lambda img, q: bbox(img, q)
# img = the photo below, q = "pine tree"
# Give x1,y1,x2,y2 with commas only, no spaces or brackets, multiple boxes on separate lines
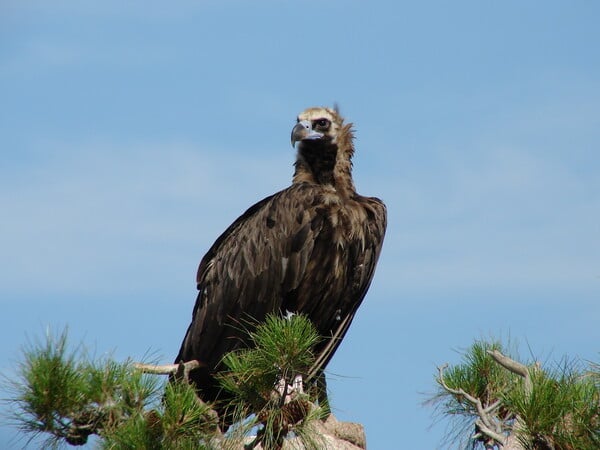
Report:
6,315,366,450
429,339,600,449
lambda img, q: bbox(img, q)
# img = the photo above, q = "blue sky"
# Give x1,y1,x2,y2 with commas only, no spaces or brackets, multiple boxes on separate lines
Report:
1,1,599,448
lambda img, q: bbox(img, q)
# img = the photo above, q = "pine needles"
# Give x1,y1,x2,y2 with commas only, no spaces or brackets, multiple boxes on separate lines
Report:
100,381,218,450
504,361,600,450
5,314,327,449
217,314,326,449
7,329,160,447
430,339,600,450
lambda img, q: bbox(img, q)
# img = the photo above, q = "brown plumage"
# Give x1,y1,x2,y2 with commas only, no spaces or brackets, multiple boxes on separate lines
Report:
175,106,386,420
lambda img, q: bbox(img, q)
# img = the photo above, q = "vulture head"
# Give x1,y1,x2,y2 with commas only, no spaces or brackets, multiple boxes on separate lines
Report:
290,106,355,191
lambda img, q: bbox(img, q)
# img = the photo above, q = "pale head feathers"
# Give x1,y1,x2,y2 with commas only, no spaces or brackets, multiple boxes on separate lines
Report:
295,106,355,156
293,106,356,194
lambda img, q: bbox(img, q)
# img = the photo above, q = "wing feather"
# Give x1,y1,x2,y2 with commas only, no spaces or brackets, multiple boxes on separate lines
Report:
176,184,323,368
175,185,387,394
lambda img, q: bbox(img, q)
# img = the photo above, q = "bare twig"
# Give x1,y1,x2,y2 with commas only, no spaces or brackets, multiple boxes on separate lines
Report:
474,419,508,448
487,350,528,378
487,350,534,395
133,360,222,432
437,364,507,447
133,360,202,383
133,363,180,374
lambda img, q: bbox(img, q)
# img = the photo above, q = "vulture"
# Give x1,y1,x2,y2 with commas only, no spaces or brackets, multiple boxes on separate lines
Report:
175,106,386,421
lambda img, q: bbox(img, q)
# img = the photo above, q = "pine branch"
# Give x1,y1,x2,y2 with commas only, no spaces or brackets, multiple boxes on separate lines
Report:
437,363,508,447
487,350,534,396
431,339,600,450
133,360,203,383
217,314,327,449
7,315,368,449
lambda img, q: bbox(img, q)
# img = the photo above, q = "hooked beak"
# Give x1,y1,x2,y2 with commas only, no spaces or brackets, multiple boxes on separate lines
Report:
291,120,324,148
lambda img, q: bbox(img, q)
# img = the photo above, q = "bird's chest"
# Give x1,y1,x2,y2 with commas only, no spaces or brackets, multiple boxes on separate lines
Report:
322,200,369,250
308,202,369,289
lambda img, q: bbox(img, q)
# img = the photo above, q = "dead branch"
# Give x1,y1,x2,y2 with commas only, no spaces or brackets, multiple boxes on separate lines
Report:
487,350,536,397
437,364,507,447
133,360,202,383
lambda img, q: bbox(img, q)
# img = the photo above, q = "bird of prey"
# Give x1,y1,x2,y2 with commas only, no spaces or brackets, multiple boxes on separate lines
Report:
175,106,386,421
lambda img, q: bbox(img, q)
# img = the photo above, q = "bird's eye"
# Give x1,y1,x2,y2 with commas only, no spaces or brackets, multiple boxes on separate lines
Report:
315,118,330,129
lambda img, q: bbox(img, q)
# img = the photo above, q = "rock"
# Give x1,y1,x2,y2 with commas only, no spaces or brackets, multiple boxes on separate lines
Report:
246,414,367,450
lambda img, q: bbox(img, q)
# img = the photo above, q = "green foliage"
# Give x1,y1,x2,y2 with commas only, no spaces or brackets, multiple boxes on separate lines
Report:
7,314,327,449
101,382,217,450
218,314,326,449
429,340,517,448
503,362,600,450
160,381,216,444
12,329,89,445
8,329,159,447
430,339,600,450
7,329,218,448
437,340,516,415
219,314,321,407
